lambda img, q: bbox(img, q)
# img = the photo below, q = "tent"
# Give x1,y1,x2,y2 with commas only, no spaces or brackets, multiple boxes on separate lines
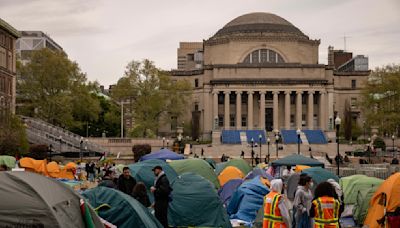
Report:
364,173,400,228
295,165,311,173
272,154,324,168
0,155,16,169
204,158,216,169
169,158,220,188
83,186,163,228
0,171,103,227
244,167,273,181
168,173,232,228
302,167,339,187
340,175,383,205
47,161,61,178
215,162,227,174
59,162,77,180
19,157,49,176
218,158,252,176
227,176,270,223
218,179,243,206
139,148,184,161
218,166,244,186
286,173,300,201
353,186,380,225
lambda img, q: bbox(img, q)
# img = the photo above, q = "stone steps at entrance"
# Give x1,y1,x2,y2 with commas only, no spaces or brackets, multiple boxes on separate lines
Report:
300,132,309,145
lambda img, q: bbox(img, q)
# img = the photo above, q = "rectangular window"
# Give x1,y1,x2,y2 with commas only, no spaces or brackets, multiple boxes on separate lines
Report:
242,94,248,104
230,115,235,127
241,116,247,127
351,80,356,89
194,103,199,111
290,115,294,123
187,54,194,61
218,94,224,104
290,94,295,105
351,98,357,109
194,79,199,88
218,115,224,127
314,95,318,105
229,94,235,105
302,95,306,105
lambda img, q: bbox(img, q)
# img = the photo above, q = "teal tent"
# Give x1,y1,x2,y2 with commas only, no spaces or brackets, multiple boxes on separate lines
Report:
340,175,383,205
83,187,162,228
168,173,232,228
204,158,216,169
215,162,227,174
353,186,380,225
272,154,324,167
302,167,338,186
220,158,252,176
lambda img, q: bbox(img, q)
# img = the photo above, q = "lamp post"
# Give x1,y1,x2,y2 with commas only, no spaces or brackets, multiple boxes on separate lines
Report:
167,139,170,148
251,138,254,166
335,116,341,176
296,128,301,155
267,138,270,163
80,137,83,162
275,134,280,158
259,134,262,163
177,135,182,154
59,136,62,153
392,135,395,157
368,137,371,163
363,120,366,144
162,137,165,149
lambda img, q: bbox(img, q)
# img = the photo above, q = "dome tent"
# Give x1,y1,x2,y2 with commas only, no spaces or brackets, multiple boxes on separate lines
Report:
218,166,244,186
139,148,184,161
340,175,383,205
0,171,103,227
83,186,162,228
218,158,252,176
218,178,244,207
168,173,232,228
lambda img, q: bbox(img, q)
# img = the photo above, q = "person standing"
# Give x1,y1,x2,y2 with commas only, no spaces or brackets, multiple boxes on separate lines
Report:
151,166,172,228
118,167,137,195
132,182,151,207
263,179,291,228
293,175,313,228
310,182,343,228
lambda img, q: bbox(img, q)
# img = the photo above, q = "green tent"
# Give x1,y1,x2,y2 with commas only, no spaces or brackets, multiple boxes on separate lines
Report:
302,167,339,186
340,175,383,205
168,173,232,228
353,186,380,225
0,155,16,169
215,162,227,175
271,154,324,167
204,158,216,169
220,158,252,176
169,158,220,188
83,186,163,228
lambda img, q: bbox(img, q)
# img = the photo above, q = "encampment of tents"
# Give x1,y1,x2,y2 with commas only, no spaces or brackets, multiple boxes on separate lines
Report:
83,186,163,228
364,173,400,228
227,176,270,223
218,166,244,186
302,167,339,187
244,167,273,181
271,154,324,168
168,173,232,228
218,179,243,206
0,171,103,227
0,155,16,169
169,158,220,188
340,175,383,205
218,158,252,176
139,148,184,161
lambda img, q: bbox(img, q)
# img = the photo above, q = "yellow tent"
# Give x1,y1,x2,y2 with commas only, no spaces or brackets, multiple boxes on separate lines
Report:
364,173,400,228
59,162,77,180
19,157,48,176
218,166,244,186
47,161,61,178
295,165,311,173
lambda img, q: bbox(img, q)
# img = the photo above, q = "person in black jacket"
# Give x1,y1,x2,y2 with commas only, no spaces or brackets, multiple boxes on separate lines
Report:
151,166,172,228
132,182,151,207
118,167,137,195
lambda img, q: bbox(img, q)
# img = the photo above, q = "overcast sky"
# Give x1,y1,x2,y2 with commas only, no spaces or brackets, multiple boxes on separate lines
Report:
1,0,399,86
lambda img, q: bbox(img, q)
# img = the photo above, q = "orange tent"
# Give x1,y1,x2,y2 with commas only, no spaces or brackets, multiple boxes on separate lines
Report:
59,162,77,180
47,161,61,178
19,157,48,176
364,173,400,228
218,166,244,186
295,165,311,173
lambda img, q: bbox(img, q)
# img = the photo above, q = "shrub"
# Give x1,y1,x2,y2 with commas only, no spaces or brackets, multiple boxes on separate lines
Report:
28,144,49,160
132,144,151,162
373,137,386,151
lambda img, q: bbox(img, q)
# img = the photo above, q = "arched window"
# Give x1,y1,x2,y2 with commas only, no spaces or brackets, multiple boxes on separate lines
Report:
242,49,285,64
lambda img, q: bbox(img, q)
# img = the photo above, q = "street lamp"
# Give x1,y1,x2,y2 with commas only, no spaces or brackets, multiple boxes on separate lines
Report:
275,134,280,158
259,134,262,163
335,116,341,176
162,137,165,149
251,138,254,166
363,120,366,144
167,139,170,148
80,137,84,162
267,138,270,163
368,137,371,163
177,135,182,153
392,135,395,157
296,128,301,155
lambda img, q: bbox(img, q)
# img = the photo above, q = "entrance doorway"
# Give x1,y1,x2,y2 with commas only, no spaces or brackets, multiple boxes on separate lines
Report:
265,108,273,131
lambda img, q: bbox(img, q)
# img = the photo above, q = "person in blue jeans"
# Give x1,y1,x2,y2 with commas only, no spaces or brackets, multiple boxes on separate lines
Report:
293,174,313,228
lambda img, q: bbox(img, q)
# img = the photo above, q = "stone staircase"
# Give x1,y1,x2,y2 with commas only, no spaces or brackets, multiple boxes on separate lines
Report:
299,131,309,145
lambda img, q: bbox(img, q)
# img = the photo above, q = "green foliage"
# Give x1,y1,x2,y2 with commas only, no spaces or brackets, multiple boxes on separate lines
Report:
28,144,48,160
132,144,152,162
111,59,192,138
361,64,400,134
0,114,29,156
373,137,386,151
351,122,362,141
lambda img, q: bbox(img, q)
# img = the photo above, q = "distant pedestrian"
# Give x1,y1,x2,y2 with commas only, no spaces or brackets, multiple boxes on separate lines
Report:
255,154,260,165
132,182,151,207
87,162,96,182
118,167,137,195
99,170,117,189
240,150,245,158
221,154,226,162
151,166,172,228
201,148,204,157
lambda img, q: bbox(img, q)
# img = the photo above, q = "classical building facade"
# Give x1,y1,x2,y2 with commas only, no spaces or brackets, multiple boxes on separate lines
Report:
167,13,370,140
0,18,19,117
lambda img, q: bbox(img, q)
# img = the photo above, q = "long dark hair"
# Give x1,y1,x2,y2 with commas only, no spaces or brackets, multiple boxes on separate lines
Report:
298,174,312,186
132,182,147,196
314,182,336,199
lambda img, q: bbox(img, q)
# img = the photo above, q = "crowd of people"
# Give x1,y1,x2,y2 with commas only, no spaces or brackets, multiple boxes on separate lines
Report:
263,173,344,228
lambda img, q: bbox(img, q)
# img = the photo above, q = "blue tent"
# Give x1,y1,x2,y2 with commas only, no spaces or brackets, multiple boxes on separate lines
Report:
139,149,184,161
227,176,270,223
218,179,243,206
244,168,273,181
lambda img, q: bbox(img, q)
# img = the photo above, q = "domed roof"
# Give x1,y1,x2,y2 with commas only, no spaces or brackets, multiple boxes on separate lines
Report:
211,12,307,39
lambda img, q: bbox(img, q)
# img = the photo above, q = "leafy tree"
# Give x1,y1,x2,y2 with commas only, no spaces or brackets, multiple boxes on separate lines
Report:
361,64,400,136
0,113,29,156
132,144,151,162
373,137,386,151
111,59,192,138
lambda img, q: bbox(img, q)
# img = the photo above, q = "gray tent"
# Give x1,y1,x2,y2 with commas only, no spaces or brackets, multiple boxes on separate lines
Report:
0,171,103,228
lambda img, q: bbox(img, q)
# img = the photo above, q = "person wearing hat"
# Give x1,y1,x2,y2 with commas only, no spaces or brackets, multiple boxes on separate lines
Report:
151,165,172,228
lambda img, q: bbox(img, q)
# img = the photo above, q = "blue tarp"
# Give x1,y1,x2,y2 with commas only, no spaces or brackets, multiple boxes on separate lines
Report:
227,176,270,223
139,149,184,161
244,168,273,181
218,179,243,206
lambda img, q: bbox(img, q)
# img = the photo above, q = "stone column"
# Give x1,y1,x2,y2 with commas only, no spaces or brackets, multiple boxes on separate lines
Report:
236,91,242,129
308,91,314,129
224,91,230,129
273,91,279,131
296,91,303,129
213,91,218,128
248,91,254,129
320,91,326,130
259,91,266,130
284,91,291,129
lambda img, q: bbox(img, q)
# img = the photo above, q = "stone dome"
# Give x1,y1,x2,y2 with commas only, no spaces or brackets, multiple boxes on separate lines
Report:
211,12,307,39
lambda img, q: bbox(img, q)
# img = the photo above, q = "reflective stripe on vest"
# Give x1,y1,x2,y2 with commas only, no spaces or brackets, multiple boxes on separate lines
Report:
263,192,286,228
313,197,340,228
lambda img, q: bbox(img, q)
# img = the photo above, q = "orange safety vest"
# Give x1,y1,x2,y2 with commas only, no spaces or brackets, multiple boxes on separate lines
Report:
263,191,287,228
312,196,340,228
